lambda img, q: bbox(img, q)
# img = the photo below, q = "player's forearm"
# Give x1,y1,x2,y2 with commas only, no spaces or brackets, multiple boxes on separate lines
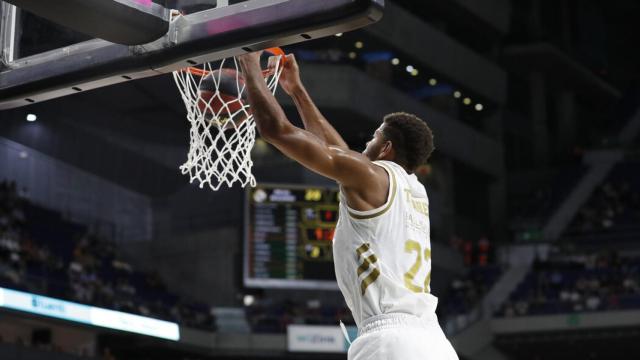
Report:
290,85,349,149
241,64,291,140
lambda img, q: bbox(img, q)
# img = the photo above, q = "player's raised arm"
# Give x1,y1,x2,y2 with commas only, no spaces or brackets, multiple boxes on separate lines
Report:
277,54,349,150
237,52,378,189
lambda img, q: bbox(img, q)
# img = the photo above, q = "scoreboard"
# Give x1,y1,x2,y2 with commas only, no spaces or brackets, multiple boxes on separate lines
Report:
243,184,340,289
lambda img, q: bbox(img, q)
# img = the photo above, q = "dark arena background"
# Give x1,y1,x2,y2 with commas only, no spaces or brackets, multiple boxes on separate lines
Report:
1,1,640,359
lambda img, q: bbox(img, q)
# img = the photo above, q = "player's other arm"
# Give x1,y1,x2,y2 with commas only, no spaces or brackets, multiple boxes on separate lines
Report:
238,53,377,190
278,54,349,150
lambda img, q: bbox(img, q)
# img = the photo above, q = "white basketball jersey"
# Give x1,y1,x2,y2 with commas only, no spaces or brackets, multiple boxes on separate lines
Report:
333,160,438,327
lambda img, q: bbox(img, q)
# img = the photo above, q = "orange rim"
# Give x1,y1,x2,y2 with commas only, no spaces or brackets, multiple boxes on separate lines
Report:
261,47,286,77
183,67,210,77
181,47,286,77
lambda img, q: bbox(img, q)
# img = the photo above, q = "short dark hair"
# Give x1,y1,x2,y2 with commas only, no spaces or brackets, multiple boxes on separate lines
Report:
382,112,434,172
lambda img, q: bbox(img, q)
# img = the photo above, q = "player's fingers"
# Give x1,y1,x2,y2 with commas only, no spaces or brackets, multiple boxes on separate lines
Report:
267,56,278,69
284,54,299,73
286,54,297,66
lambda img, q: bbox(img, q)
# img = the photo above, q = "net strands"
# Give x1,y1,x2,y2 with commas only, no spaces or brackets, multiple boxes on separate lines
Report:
173,56,283,191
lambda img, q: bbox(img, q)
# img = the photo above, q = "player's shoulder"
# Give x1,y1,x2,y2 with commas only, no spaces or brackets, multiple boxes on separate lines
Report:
331,146,373,165
334,149,387,192
370,160,398,183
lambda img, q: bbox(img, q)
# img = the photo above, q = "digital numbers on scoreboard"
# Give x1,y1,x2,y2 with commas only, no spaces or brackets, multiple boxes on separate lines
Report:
244,184,340,289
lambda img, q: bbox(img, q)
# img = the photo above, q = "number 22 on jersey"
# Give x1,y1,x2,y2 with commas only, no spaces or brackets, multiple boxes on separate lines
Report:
404,240,431,293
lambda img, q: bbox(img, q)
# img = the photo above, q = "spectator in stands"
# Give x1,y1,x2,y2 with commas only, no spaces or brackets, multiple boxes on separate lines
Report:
439,235,502,324
570,178,640,235
0,179,217,331
501,250,640,317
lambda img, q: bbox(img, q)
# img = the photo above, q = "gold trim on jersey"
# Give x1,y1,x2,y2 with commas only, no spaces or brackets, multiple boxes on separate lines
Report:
347,162,397,220
356,242,371,256
357,254,378,276
360,268,380,295
356,243,381,295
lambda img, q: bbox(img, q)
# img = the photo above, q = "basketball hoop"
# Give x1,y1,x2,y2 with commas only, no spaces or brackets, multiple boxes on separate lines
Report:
173,48,285,191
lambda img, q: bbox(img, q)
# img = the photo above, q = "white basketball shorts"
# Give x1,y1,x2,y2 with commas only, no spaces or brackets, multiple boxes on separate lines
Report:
347,313,459,360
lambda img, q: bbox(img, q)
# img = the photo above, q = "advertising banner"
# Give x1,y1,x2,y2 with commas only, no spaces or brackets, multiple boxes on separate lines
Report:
287,324,357,353
0,287,179,340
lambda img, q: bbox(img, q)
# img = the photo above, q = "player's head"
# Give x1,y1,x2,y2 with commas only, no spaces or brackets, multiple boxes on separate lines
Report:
362,112,434,172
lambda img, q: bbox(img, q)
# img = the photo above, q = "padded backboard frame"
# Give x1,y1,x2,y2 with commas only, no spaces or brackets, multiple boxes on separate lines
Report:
0,0,384,110
2,0,169,45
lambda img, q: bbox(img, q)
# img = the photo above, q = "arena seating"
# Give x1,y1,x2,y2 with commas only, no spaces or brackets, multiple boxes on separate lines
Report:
440,264,503,319
0,180,216,330
499,250,640,317
563,161,640,245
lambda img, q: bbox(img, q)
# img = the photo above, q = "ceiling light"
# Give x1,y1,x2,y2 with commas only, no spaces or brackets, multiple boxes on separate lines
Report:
243,295,255,307
335,33,343,37
475,103,484,111
428,78,437,86
463,97,472,105
354,41,364,49
453,91,462,99
411,69,419,76
348,51,357,59
26,114,37,122
405,65,414,73
391,58,400,65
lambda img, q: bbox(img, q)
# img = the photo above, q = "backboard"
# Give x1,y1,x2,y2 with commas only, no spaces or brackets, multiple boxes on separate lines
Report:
0,0,384,109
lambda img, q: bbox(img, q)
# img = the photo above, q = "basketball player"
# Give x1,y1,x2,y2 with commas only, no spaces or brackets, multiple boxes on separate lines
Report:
238,52,458,360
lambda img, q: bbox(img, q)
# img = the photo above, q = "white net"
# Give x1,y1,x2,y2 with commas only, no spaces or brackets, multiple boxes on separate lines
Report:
172,55,283,191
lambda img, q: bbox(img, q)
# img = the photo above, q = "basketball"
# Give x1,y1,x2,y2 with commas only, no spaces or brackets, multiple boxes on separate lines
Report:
197,68,248,129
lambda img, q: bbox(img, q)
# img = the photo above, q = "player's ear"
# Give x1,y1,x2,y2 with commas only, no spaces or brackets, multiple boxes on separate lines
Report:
380,140,393,159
